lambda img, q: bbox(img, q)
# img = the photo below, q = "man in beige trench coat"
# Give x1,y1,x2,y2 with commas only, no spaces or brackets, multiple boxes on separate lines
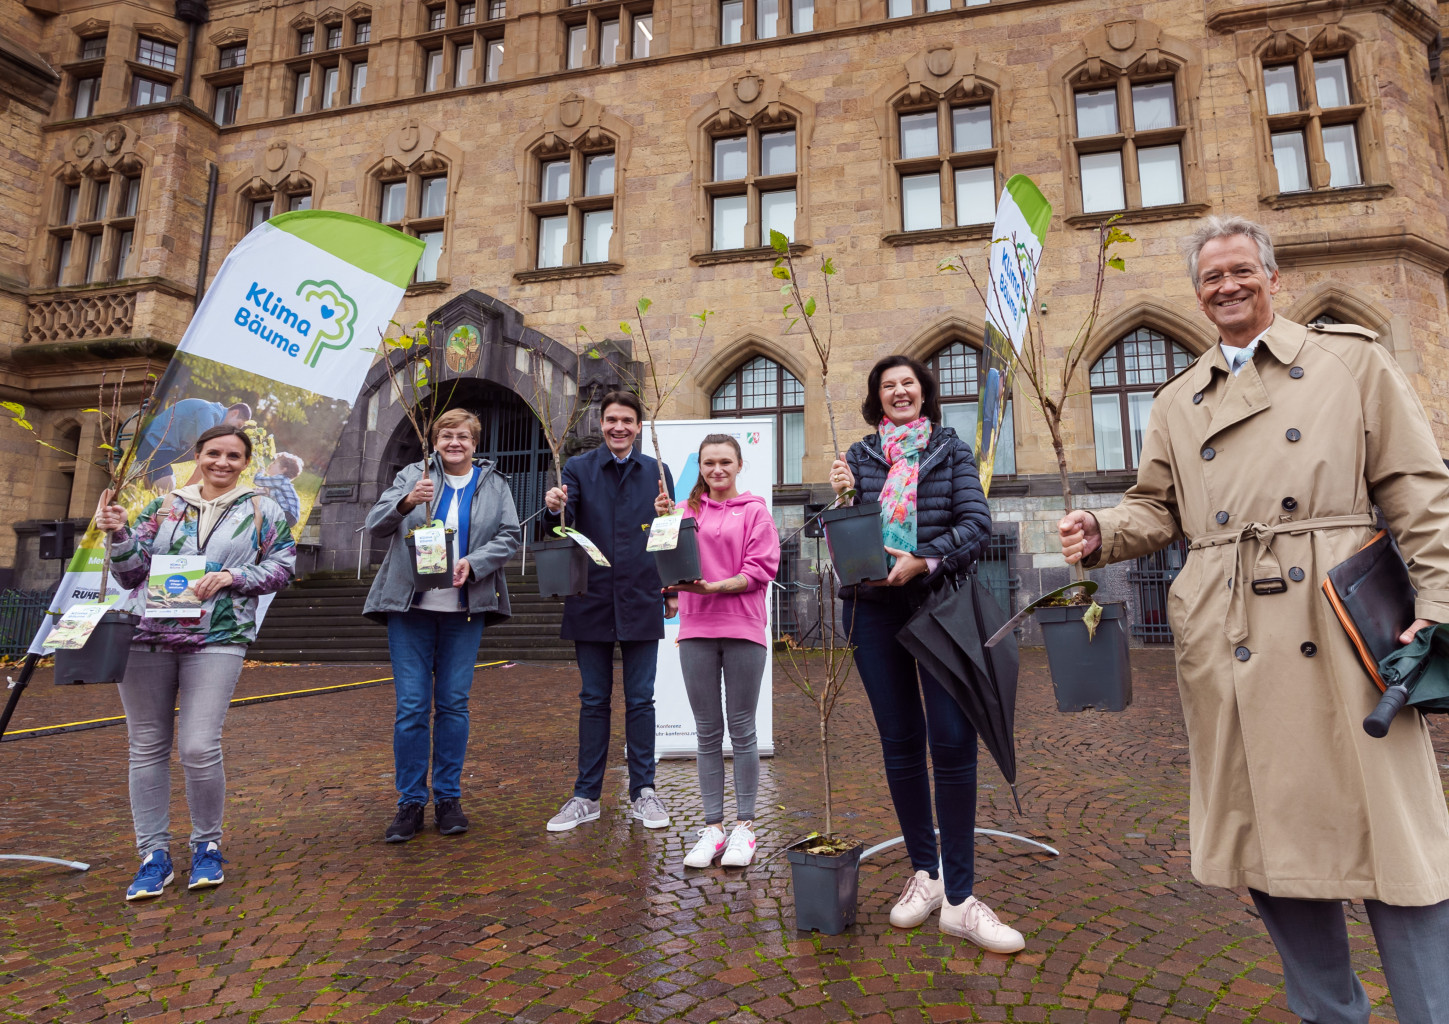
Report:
1060,216,1449,1024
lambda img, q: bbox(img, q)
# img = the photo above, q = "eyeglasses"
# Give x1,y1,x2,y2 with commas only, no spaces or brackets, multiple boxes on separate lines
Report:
1198,265,1264,289
436,431,474,443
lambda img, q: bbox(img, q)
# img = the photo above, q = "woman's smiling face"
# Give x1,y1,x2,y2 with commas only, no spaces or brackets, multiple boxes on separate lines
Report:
196,434,249,495
878,365,925,426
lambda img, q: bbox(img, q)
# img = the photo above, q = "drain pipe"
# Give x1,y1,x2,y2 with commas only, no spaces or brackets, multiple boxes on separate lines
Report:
194,162,218,308
175,1,209,101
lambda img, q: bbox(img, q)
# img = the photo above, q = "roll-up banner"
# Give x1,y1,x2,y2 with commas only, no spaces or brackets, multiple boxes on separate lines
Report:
977,175,1051,498
31,212,423,657
647,418,776,758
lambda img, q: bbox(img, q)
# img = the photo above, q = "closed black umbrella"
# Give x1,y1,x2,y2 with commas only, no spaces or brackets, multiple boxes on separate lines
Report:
896,569,1022,811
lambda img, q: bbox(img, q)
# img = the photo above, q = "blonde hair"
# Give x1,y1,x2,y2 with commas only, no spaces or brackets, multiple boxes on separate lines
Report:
430,408,482,446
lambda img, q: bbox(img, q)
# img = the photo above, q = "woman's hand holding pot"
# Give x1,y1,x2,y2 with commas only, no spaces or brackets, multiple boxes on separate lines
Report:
879,548,928,587
94,490,128,535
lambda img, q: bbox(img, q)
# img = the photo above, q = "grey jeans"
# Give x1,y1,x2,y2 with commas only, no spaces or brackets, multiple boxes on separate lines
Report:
117,645,245,856
678,637,767,824
1250,889,1449,1024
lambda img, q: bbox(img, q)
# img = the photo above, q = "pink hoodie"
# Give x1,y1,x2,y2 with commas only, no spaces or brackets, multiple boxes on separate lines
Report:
677,492,781,646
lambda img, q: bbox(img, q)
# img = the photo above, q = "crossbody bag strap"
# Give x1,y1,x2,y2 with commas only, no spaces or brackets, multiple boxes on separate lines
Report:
251,495,266,564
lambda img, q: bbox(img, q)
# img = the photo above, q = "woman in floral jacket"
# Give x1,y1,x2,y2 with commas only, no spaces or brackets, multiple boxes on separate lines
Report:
95,424,295,901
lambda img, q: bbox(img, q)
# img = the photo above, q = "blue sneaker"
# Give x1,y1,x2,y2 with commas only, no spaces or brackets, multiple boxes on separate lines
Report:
188,841,227,890
126,849,174,901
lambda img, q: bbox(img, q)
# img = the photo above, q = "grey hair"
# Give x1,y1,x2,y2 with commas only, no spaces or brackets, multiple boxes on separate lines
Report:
1185,216,1278,288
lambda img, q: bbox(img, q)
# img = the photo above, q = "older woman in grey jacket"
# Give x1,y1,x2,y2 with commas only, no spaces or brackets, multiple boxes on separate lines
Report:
364,409,521,843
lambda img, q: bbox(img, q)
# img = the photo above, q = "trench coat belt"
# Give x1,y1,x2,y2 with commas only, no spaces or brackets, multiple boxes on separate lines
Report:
1187,513,1378,645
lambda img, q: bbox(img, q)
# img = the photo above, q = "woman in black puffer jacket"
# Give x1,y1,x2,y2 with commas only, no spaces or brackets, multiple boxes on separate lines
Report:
829,354,1023,954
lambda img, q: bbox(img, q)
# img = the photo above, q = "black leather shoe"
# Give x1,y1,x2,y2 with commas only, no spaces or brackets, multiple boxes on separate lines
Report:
385,803,425,843
435,798,469,835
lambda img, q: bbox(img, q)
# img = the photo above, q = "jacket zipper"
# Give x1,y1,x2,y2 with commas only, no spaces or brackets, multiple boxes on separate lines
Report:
863,440,951,476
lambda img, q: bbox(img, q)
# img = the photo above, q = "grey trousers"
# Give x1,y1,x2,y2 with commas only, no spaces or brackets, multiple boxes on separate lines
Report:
1250,889,1449,1024
677,637,767,824
117,646,245,857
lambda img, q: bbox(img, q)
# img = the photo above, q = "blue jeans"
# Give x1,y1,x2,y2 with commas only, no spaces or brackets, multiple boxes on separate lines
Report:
843,597,980,903
387,609,486,805
574,640,658,801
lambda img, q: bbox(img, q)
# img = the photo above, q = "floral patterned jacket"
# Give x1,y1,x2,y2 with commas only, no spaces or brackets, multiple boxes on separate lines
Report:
109,488,297,648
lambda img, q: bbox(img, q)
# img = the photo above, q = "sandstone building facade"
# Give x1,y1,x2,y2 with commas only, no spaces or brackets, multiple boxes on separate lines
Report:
3,0,1448,642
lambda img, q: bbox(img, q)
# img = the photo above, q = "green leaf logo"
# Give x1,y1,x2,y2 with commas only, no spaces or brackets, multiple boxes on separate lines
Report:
297,279,359,368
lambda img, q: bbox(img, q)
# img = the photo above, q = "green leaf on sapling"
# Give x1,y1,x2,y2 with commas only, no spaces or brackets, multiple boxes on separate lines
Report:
1107,256,1126,272
803,297,817,317
1082,599,1103,642
637,297,652,316
619,322,632,335
1,401,25,415
771,266,791,280
821,258,837,275
15,419,32,430
768,229,790,254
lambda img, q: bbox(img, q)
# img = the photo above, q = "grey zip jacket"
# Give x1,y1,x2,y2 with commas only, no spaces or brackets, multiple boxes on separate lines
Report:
363,454,521,625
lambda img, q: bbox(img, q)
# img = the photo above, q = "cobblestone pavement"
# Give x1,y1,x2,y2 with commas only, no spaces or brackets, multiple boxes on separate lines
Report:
2,649,1444,1024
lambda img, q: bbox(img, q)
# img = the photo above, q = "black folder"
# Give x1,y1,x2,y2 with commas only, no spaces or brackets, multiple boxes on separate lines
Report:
1322,530,1417,692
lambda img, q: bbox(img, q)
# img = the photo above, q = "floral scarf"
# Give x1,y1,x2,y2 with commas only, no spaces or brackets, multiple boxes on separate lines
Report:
877,416,931,555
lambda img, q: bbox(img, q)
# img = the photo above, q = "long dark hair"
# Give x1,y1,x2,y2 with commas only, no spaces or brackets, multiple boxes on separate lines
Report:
860,354,941,426
193,423,253,460
686,433,743,512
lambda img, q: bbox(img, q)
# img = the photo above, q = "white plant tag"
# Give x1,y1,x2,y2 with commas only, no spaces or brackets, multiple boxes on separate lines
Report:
646,514,682,552
412,526,449,574
43,597,119,650
560,528,611,567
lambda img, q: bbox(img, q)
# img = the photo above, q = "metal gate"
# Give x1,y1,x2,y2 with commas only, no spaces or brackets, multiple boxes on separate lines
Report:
0,589,55,657
1127,538,1187,643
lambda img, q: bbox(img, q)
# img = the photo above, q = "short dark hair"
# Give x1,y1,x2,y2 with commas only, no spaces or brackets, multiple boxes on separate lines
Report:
194,424,253,460
225,402,253,419
860,355,941,426
599,390,643,422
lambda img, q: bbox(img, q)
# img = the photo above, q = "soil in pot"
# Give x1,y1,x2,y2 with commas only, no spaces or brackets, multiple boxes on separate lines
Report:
822,502,888,586
1038,600,1133,712
654,516,702,587
53,609,138,685
405,529,456,591
535,537,590,598
785,835,864,934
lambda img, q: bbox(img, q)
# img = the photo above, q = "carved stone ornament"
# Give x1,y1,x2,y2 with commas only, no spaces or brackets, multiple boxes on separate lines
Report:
265,140,289,172
74,18,108,37
1107,21,1137,51
73,132,94,158
209,27,248,46
559,94,585,128
925,47,955,78
735,74,763,104
103,125,126,154
133,22,182,44
399,123,420,152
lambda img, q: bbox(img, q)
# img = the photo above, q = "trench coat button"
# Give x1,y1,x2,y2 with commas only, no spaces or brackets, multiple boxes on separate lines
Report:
1202,447,1216,460
1288,567,1305,582
1193,392,1204,404
1235,646,1251,661
1301,641,1317,657
1290,366,1305,379
1286,428,1301,442
1282,497,1298,511
1215,510,1230,525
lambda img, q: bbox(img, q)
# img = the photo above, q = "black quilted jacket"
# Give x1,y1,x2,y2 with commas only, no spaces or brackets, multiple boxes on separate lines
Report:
842,424,993,604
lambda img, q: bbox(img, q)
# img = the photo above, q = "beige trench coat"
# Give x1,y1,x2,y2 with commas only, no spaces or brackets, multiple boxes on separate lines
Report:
1089,316,1449,904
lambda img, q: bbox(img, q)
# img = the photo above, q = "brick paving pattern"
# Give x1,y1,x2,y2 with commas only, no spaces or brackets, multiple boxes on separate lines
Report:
2,649,1443,1023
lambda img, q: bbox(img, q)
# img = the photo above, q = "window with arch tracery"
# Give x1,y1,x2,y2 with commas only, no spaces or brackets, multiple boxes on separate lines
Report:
1307,311,1343,326
709,355,804,484
1089,327,1192,471
927,341,1014,475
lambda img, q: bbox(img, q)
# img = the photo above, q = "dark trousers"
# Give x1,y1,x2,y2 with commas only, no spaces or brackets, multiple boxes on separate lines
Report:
573,640,659,802
843,597,979,903
1250,889,1449,1024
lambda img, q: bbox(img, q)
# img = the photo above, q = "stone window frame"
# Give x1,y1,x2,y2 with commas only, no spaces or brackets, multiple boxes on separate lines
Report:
1047,20,1210,227
686,72,814,265
874,47,1011,246
926,337,1017,477
1087,327,1195,473
717,0,813,45
1239,24,1390,208
364,123,463,292
884,0,987,17
205,28,249,126
62,22,108,120
419,15,507,89
125,25,183,110
559,1,653,70
513,96,631,282
286,11,369,114
45,147,148,289
708,354,807,485
230,142,329,245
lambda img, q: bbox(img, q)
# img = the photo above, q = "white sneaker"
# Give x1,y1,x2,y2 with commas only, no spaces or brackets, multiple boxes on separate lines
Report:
720,821,756,867
683,825,727,868
630,787,671,829
939,895,1025,953
889,869,945,928
546,795,600,832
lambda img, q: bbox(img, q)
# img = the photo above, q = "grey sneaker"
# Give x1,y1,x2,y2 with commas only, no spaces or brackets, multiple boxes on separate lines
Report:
630,787,671,829
547,795,600,832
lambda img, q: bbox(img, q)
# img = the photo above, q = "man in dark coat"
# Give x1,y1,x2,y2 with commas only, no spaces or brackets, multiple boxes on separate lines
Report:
542,391,677,832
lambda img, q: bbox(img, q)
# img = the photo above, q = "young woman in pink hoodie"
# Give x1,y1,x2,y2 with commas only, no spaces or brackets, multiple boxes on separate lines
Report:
654,433,780,868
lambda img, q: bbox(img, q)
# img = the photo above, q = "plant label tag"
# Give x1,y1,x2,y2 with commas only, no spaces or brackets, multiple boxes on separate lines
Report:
43,596,120,650
561,528,611,567
412,527,448,574
145,554,207,618
646,514,682,552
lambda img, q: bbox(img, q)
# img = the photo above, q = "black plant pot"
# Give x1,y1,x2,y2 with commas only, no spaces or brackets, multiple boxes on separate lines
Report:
1038,601,1133,712
53,609,137,685
535,537,589,598
405,530,456,591
654,517,702,587
785,837,863,934
821,502,889,586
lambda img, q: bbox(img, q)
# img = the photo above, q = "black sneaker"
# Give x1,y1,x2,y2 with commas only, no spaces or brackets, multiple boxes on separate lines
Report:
435,798,469,836
385,802,425,843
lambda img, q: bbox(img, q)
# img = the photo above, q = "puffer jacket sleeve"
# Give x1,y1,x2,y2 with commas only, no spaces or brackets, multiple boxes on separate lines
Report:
915,436,992,573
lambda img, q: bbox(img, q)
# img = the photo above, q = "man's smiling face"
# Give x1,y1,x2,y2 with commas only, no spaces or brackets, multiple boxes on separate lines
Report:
1194,234,1281,344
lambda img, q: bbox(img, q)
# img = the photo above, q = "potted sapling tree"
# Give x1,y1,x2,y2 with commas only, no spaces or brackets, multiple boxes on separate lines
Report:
767,232,887,586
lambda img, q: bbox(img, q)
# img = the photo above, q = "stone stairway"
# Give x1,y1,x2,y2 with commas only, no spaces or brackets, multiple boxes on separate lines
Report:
249,563,573,663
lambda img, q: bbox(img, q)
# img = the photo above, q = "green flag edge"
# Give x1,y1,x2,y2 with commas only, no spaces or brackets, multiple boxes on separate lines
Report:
1003,175,1052,243
270,211,425,289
